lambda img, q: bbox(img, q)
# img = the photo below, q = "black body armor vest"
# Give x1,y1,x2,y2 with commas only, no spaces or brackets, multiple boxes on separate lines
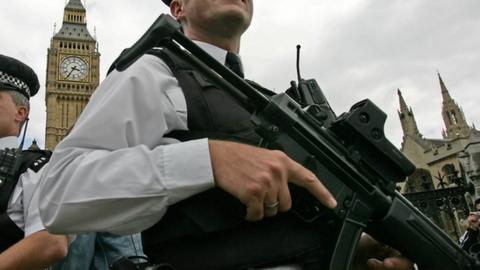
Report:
140,48,339,270
0,150,51,252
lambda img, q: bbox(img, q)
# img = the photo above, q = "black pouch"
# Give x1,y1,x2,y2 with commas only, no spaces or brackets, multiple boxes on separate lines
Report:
142,188,340,270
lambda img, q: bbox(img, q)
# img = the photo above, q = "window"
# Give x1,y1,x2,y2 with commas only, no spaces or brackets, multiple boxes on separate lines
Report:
442,164,458,184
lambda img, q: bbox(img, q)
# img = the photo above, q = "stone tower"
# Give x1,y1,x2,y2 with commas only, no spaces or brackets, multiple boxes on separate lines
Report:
439,73,470,139
397,89,422,139
45,0,100,150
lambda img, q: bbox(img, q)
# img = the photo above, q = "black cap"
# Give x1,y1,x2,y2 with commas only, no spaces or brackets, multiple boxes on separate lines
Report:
0,54,39,99
162,0,171,6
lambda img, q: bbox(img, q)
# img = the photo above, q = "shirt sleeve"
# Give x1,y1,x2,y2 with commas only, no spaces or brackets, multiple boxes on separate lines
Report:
23,167,46,236
6,182,25,230
460,228,479,251
38,54,215,235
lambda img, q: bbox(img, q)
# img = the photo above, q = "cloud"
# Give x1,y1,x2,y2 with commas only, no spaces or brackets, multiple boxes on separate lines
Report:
244,0,480,146
1,0,479,149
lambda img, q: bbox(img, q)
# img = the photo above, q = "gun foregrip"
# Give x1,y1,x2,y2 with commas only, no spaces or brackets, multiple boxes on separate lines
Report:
368,196,479,270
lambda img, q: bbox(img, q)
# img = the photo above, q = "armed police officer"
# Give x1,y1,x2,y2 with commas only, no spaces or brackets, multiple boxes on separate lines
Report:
39,1,414,269
0,54,68,269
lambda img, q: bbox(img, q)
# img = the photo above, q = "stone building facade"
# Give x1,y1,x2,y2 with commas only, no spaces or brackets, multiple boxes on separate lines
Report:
398,73,479,239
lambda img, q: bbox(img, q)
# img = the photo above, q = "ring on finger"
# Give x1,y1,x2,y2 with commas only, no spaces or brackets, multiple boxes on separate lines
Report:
265,201,280,209
264,201,280,216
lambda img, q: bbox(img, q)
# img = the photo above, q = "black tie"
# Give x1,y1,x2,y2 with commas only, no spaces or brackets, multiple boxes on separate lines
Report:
225,52,244,78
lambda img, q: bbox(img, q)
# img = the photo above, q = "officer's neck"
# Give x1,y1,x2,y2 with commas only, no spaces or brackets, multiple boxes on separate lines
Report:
185,29,241,53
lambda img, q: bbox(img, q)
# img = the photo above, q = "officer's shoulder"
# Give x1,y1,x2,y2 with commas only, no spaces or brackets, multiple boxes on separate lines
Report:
145,47,181,65
116,50,171,79
141,47,173,68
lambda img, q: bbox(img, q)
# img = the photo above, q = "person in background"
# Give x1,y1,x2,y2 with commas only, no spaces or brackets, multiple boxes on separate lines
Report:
0,54,68,269
460,199,480,253
50,232,145,270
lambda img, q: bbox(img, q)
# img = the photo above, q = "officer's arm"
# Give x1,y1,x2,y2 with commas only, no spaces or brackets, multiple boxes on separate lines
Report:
0,230,68,270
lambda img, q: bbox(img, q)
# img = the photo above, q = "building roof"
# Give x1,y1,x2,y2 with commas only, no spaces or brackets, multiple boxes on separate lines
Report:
53,0,94,42
28,139,40,150
54,23,95,41
65,0,86,11
424,138,452,147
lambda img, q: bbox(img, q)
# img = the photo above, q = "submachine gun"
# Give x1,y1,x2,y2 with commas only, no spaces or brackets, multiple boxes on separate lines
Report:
114,14,480,270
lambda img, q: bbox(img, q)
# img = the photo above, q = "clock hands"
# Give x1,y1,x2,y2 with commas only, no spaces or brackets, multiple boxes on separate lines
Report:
66,65,78,79
62,56,88,81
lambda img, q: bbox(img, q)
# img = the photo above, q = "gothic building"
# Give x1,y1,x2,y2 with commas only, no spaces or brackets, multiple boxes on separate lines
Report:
45,0,100,150
398,73,480,239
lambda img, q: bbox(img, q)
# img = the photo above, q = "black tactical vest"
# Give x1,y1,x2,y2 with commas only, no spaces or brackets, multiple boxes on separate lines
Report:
140,47,339,270
0,150,51,252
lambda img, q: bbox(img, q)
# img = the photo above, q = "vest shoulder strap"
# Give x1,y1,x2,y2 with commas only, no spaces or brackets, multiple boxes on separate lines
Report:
146,47,190,74
146,47,277,96
18,150,52,173
0,150,51,213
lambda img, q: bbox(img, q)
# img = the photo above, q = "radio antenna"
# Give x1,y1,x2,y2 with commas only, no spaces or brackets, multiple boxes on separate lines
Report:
296,44,302,83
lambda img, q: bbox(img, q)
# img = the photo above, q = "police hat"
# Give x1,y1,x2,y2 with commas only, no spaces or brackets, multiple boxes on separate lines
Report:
162,0,171,6
0,54,39,99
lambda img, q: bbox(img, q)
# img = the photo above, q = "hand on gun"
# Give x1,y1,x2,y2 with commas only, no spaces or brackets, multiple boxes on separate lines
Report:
209,140,337,221
354,234,415,270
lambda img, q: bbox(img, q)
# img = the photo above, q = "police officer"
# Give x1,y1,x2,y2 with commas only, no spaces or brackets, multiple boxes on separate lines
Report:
39,1,414,269
0,54,68,269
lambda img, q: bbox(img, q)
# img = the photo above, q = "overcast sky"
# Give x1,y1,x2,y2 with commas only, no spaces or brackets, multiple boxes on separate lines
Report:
1,0,479,148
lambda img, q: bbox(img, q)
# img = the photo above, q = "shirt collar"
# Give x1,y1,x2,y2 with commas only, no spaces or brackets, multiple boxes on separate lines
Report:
0,136,18,149
193,41,243,71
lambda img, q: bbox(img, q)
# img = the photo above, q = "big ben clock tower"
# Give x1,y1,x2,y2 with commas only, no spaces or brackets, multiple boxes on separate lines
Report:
45,0,100,150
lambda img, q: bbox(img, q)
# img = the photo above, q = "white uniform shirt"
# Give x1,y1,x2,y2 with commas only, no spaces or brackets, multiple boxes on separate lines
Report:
1,136,46,236
38,42,237,235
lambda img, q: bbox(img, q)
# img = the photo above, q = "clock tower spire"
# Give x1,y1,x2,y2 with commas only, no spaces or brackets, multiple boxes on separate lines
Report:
45,0,100,149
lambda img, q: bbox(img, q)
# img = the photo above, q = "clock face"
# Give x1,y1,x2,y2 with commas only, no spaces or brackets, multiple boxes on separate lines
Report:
60,56,88,81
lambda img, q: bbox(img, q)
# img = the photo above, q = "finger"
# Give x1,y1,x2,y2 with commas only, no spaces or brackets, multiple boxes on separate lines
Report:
245,198,264,221
367,257,415,270
358,233,388,257
367,239,400,259
359,233,377,248
383,256,414,270
278,183,292,212
288,160,337,209
264,191,279,217
367,258,386,270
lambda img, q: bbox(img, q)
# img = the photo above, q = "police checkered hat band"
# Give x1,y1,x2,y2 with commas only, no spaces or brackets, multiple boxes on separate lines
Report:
0,54,39,98
0,71,31,98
